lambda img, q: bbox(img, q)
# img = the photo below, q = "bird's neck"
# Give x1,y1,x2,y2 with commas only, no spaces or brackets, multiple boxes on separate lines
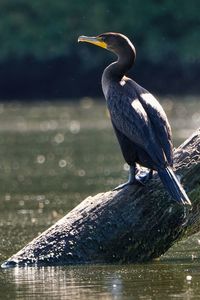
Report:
102,47,135,95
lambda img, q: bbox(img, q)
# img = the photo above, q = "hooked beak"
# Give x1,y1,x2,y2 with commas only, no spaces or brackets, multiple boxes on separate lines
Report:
78,35,107,49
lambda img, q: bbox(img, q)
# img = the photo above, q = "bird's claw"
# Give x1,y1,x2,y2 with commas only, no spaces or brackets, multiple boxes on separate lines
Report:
135,169,152,184
113,169,153,191
113,179,142,191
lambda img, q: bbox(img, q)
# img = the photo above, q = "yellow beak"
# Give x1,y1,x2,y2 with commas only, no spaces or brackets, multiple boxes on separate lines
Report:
78,35,107,49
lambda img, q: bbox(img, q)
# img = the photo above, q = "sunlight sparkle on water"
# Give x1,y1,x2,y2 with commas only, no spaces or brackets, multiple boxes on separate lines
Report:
36,155,46,164
53,133,65,144
69,120,80,134
59,159,67,168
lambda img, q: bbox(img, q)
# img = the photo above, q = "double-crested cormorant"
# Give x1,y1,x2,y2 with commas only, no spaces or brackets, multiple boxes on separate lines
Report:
78,32,191,206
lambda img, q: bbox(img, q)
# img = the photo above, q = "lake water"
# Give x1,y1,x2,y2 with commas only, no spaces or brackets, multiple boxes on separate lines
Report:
0,97,199,299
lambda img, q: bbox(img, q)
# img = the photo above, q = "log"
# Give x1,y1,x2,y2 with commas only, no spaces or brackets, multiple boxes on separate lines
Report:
1,128,200,268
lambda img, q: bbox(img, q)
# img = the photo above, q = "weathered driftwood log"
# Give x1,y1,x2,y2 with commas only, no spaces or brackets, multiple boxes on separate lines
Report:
1,128,200,268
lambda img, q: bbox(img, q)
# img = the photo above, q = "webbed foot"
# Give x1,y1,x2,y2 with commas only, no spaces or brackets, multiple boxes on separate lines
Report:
135,169,153,184
113,166,153,191
113,178,139,191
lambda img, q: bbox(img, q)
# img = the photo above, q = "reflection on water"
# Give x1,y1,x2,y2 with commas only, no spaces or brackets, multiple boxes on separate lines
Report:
1,262,200,299
0,98,199,299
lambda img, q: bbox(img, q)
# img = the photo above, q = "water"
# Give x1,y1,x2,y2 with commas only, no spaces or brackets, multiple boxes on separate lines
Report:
0,97,199,299
1,262,200,299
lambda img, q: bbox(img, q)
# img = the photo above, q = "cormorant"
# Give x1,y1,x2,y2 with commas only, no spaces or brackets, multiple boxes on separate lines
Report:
78,32,191,206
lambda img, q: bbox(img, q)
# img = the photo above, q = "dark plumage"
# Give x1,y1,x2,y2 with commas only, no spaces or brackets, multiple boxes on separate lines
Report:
78,32,191,206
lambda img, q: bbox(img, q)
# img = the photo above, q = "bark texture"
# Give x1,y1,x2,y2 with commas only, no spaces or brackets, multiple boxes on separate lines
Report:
2,128,200,268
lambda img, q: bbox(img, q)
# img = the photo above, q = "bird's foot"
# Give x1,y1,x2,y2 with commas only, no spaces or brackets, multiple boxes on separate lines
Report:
113,178,140,191
135,169,153,184
113,165,139,191
113,168,153,191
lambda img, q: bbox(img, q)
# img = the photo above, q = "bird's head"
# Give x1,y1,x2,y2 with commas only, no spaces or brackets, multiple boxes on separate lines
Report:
78,32,136,58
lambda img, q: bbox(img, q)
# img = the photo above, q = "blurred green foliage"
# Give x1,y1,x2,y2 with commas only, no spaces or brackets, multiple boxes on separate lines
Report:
0,0,200,98
1,0,200,63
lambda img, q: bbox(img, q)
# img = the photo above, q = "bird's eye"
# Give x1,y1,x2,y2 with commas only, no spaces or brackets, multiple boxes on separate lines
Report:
100,35,107,42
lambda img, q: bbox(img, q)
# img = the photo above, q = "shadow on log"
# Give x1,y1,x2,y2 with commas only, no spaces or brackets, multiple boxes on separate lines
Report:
1,128,200,268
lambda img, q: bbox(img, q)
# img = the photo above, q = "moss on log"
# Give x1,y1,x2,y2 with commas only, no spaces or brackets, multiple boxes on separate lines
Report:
1,128,200,268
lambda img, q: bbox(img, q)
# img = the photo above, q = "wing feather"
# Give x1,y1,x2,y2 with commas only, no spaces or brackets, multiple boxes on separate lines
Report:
106,86,166,166
126,79,173,165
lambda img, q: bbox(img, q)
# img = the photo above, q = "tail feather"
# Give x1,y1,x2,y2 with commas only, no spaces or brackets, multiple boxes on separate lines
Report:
158,167,191,206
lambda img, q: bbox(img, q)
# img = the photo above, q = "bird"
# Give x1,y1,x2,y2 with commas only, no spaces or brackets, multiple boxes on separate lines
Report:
78,32,191,206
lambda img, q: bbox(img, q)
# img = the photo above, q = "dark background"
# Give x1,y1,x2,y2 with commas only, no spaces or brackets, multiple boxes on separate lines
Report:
0,0,200,100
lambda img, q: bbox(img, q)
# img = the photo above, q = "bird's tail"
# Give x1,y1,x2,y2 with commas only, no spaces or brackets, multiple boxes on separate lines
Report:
158,166,191,206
